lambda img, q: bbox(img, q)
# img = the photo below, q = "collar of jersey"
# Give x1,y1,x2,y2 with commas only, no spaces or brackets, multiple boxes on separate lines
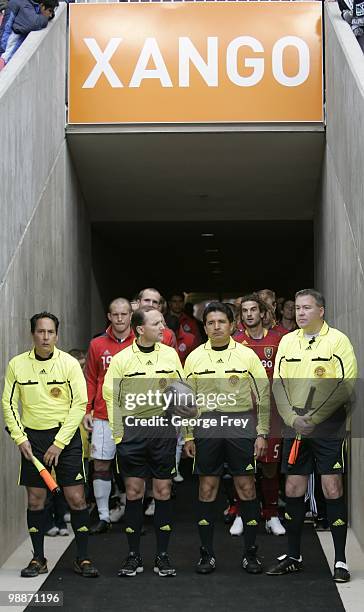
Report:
106,325,133,344
245,328,268,339
28,346,60,360
204,337,236,351
131,339,161,353
297,320,329,339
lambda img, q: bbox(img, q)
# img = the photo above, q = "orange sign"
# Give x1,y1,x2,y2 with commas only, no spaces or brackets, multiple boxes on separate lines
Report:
68,3,323,124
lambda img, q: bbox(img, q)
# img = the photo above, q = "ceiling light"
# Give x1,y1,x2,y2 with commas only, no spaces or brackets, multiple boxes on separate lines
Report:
208,261,220,264
205,249,219,253
201,233,214,237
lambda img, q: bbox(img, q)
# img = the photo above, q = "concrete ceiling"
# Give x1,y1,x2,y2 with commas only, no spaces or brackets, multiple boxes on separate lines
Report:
67,127,323,297
67,129,325,222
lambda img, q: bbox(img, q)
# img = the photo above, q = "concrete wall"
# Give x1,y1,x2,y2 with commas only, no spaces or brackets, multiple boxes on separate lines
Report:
316,5,364,549
0,6,91,564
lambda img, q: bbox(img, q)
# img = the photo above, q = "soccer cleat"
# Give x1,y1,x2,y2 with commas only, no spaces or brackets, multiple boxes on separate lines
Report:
230,516,244,536
118,552,144,577
58,527,69,536
89,520,112,535
145,499,155,516
241,545,263,574
154,553,177,577
265,517,286,536
110,503,125,523
196,546,216,574
266,554,303,575
73,558,99,578
333,562,350,583
46,526,59,536
21,557,48,578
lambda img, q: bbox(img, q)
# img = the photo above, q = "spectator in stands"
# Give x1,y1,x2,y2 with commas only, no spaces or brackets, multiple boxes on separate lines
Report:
0,0,58,71
338,0,364,52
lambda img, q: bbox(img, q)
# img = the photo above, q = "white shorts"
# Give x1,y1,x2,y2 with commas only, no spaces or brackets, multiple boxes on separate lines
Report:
90,418,116,460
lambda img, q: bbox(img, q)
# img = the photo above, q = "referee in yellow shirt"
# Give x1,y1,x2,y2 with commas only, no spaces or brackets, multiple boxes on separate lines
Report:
2,312,99,578
103,308,183,578
266,289,357,582
184,302,270,575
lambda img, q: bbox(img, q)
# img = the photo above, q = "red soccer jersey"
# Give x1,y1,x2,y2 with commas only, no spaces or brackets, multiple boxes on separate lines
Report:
235,328,281,380
176,327,197,365
179,313,201,343
85,327,134,420
162,327,177,349
271,322,290,338
236,327,283,439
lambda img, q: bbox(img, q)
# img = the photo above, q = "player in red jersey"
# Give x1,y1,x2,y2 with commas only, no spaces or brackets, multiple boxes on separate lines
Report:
279,299,298,332
257,289,288,338
236,295,286,536
167,292,201,344
83,298,134,534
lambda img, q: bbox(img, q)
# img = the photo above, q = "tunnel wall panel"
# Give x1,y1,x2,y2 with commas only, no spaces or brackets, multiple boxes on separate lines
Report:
316,5,364,550
0,6,91,564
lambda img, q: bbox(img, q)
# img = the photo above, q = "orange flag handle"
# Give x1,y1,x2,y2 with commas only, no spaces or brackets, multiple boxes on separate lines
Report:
288,436,301,466
32,457,60,493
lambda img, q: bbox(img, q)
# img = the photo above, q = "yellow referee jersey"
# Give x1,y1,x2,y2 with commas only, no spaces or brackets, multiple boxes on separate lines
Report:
103,340,183,443
184,338,270,437
2,347,88,449
273,321,357,427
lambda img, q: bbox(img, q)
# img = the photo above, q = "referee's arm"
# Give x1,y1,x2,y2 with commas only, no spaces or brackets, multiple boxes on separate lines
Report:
2,361,28,445
249,353,270,436
103,355,123,444
272,339,297,428
53,361,88,449
309,333,358,425
181,352,196,442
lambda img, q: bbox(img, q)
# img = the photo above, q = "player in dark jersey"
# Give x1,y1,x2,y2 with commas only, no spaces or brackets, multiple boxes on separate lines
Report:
236,295,285,536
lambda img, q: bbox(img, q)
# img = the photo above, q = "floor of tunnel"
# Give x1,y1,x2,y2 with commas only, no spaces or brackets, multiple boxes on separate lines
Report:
31,465,344,612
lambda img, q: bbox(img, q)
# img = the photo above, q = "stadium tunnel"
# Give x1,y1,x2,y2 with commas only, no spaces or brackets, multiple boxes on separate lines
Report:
66,130,321,322
1,2,364,597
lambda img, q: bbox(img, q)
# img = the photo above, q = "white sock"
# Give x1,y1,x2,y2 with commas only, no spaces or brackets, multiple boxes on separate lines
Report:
93,479,111,522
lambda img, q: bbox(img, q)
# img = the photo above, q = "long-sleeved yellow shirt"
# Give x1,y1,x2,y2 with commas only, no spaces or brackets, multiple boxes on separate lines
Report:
103,340,183,443
273,321,357,428
183,338,270,439
2,347,88,449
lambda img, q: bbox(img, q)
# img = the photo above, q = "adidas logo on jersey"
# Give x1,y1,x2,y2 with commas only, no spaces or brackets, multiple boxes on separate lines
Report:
146,360,153,366
75,473,83,481
103,350,111,355
217,358,223,363
246,520,258,526
333,462,342,469
39,369,46,374
245,464,254,471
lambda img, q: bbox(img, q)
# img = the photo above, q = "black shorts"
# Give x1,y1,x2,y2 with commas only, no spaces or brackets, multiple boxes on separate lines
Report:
193,410,256,476
194,438,256,476
281,437,347,475
116,437,177,479
19,427,85,488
